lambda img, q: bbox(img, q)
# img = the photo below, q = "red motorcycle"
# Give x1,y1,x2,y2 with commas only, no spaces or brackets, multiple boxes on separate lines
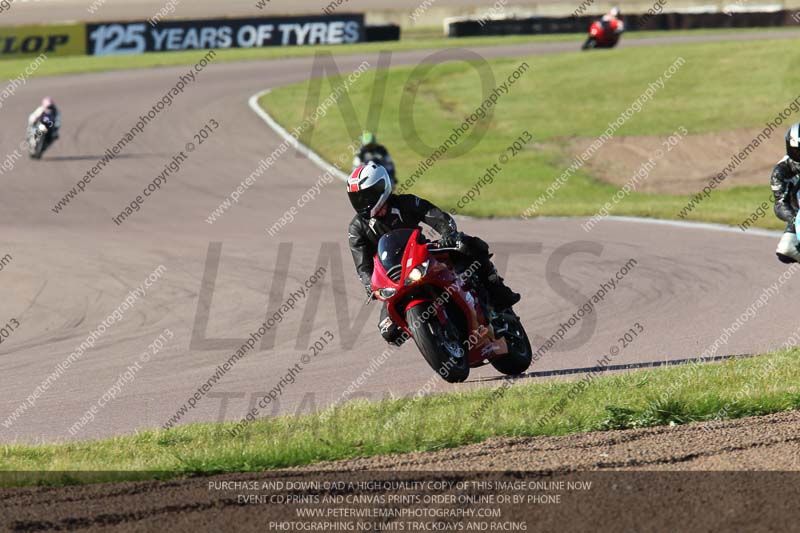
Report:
371,228,532,383
582,19,622,50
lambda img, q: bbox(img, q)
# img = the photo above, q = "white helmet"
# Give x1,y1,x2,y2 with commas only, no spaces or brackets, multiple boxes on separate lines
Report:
609,6,621,17
347,162,392,218
786,123,800,163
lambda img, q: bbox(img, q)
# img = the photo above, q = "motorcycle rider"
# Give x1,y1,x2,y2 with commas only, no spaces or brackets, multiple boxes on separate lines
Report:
582,7,624,50
601,7,625,34
27,97,61,148
773,123,800,263
347,162,520,345
353,132,396,187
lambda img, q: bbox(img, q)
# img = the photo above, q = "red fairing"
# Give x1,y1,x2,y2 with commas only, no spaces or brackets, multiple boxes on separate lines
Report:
371,254,395,295
370,229,508,367
588,20,621,46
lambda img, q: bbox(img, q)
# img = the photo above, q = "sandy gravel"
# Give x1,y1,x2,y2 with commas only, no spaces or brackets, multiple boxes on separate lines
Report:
576,127,784,195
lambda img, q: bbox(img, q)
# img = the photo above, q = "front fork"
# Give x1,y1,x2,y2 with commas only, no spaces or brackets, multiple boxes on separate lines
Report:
405,298,448,327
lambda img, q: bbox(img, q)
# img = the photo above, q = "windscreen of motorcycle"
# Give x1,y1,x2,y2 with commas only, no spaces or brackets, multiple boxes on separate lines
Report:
377,229,417,272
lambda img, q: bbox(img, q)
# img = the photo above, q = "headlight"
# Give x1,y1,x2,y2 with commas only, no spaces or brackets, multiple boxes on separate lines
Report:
377,288,397,299
405,260,430,285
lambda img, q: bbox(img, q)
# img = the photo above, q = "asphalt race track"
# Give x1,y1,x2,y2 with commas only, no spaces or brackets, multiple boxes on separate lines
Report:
3,32,800,444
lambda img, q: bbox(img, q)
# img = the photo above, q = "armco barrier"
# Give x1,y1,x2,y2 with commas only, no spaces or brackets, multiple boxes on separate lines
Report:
0,23,86,58
86,14,365,55
631,10,800,30
365,24,401,42
447,10,800,37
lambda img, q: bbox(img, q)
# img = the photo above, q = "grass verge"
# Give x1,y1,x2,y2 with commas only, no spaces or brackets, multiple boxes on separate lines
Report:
3,348,800,486
262,37,800,229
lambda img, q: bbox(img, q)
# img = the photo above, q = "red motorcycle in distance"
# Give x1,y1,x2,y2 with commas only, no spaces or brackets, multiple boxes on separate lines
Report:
371,228,532,383
582,19,623,50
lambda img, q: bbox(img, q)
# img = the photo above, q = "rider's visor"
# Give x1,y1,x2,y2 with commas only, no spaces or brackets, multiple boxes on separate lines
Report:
348,180,386,215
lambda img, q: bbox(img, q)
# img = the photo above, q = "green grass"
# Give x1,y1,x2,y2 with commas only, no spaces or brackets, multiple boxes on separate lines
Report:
263,37,800,228
4,348,800,486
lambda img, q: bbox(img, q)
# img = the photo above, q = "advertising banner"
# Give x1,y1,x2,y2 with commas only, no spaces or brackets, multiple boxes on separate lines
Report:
86,14,364,56
0,24,86,58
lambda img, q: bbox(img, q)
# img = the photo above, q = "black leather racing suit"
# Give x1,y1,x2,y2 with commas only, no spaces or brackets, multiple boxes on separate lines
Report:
348,193,492,344
771,156,800,233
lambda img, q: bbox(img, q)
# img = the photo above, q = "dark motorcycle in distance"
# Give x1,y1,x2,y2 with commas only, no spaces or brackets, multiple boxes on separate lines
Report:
27,115,55,160
582,19,623,50
370,228,532,383
354,151,396,187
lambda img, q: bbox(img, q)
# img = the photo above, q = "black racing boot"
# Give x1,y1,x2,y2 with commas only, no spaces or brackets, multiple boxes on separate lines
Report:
472,261,522,311
380,315,408,346
471,247,521,310
486,271,521,310
776,232,800,263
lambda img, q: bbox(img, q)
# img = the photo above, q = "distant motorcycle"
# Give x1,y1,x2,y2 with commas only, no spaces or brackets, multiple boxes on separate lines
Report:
354,151,396,187
27,115,54,159
370,228,532,383
582,19,623,50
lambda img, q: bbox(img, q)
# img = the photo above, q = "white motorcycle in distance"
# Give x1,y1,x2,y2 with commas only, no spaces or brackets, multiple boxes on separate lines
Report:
27,115,54,160
776,190,800,264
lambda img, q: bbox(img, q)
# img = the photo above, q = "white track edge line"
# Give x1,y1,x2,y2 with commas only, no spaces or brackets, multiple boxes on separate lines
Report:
247,89,349,183
551,215,782,238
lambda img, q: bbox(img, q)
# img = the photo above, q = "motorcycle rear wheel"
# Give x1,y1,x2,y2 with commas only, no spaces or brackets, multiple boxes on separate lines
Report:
490,314,533,376
406,305,470,383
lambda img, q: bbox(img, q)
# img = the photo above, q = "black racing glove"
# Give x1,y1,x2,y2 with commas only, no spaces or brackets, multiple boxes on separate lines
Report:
440,231,464,248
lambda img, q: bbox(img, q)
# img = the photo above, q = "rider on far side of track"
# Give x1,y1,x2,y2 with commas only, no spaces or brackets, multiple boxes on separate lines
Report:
353,132,397,187
28,97,61,145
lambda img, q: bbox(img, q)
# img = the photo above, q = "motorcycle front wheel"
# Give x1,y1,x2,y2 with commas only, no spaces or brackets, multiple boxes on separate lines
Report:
406,304,470,383
28,139,43,160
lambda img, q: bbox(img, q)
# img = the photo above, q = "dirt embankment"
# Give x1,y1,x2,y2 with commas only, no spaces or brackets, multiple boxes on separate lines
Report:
573,128,785,194
2,410,800,532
